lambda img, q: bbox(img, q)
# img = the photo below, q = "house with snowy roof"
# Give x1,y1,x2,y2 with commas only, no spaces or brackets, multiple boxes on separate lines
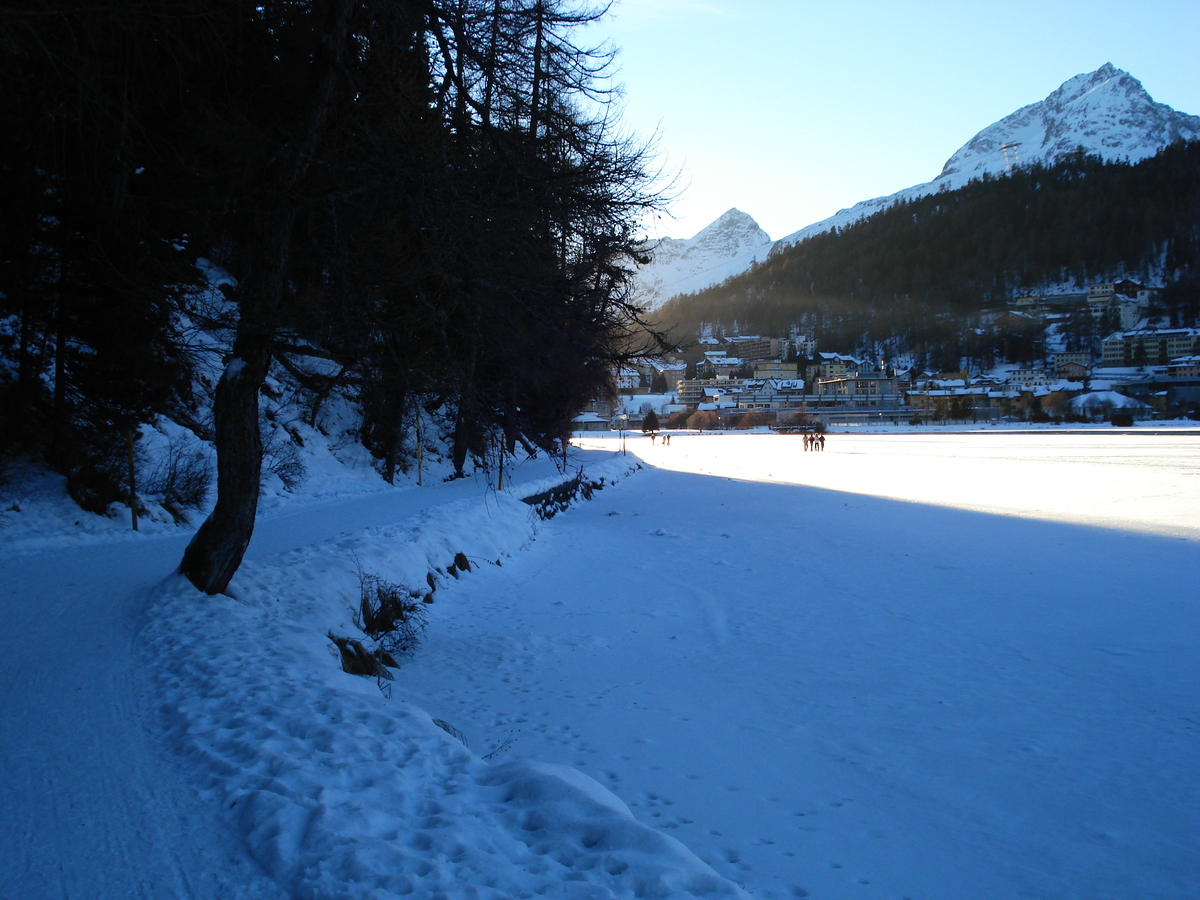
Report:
1164,356,1200,378
678,377,746,409
1087,281,1151,320
735,378,806,411
804,353,860,382
571,411,609,431
653,361,688,392
1068,391,1153,421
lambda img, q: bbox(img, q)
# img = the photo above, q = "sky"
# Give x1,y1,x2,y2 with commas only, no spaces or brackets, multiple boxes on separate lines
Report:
586,0,1200,242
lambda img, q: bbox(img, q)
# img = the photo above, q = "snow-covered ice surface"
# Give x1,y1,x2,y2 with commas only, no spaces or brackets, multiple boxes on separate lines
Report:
3,429,1198,899
407,431,1200,900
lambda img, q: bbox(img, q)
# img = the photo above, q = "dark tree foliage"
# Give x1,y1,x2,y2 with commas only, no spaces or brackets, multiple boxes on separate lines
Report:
1,0,668,593
0,1,233,504
656,142,1200,357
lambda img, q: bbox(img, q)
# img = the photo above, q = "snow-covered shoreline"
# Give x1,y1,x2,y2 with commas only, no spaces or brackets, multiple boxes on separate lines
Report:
134,453,748,898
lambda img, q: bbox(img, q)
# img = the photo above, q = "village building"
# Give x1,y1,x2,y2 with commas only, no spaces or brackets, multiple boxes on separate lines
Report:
697,353,744,378
804,352,860,382
812,372,901,408
1008,368,1054,386
678,378,747,410
727,335,789,361
1053,351,1092,370
735,379,806,412
1056,360,1089,380
752,361,799,380
654,362,688,392
1101,326,1200,366
1164,356,1200,378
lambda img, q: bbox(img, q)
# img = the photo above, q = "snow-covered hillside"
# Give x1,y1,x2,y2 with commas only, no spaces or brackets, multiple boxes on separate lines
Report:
632,209,772,310
775,63,1200,249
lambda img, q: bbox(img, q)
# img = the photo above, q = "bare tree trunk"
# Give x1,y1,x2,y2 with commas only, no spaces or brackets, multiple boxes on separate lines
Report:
451,404,470,478
178,0,355,595
49,304,68,468
383,393,406,485
529,0,544,139
177,315,274,593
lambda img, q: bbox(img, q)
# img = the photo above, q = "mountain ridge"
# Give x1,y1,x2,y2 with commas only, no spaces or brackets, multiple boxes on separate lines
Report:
776,63,1200,250
634,65,1200,309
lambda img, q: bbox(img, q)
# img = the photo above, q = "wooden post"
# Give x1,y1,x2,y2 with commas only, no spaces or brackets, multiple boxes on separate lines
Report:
127,428,139,532
416,413,423,487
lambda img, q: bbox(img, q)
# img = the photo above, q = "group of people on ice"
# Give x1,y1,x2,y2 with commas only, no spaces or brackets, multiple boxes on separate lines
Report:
803,432,826,451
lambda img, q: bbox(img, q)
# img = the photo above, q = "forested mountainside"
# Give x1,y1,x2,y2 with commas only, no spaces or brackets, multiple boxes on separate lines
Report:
0,1,665,593
655,142,1200,367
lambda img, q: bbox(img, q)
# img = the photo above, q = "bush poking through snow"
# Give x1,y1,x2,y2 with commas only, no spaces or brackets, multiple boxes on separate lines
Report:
261,421,306,491
327,633,394,679
145,438,212,521
432,718,468,746
356,571,427,661
522,470,610,520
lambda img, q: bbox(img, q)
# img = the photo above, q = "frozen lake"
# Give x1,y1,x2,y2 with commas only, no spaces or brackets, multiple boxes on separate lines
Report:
612,429,1200,540
406,430,1200,900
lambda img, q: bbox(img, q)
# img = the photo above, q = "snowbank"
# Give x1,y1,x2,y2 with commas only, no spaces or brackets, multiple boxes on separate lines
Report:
138,456,746,899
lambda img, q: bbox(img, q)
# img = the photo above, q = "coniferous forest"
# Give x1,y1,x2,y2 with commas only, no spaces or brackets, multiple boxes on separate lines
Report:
656,142,1200,368
0,1,666,592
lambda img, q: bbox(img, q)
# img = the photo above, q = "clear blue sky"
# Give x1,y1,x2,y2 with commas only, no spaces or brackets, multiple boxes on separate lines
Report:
586,0,1200,241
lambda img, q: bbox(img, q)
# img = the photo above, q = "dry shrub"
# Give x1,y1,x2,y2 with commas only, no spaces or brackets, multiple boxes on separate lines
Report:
146,437,212,521
357,571,427,660
261,420,306,491
521,471,608,520
328,633,394,679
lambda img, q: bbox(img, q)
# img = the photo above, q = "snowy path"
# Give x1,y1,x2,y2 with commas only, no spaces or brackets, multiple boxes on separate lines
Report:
1,534,287,899
0,451,610,899
402,433,1200,900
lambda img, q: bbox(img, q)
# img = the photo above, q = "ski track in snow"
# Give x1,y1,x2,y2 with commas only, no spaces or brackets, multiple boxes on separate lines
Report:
3,430,1199,899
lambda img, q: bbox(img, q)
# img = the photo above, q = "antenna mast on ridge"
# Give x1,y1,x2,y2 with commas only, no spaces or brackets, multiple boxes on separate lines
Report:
1001,141,1021,174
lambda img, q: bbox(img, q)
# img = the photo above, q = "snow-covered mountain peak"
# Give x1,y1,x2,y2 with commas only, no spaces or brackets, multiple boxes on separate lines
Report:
688,207,772,257
774,64,1200,251
632,208,773,309
935,64,1200,186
